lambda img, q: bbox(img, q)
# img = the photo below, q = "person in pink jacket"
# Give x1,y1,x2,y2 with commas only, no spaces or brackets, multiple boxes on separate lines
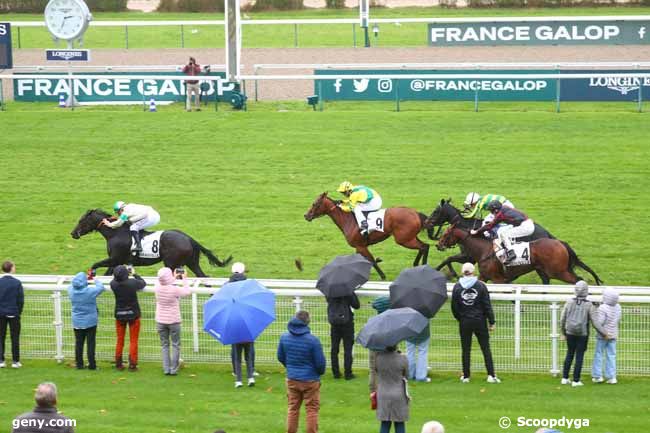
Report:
154,267,191,375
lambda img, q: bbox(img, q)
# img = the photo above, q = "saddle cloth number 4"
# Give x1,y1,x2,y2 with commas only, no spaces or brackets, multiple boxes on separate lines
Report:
510,242,531,266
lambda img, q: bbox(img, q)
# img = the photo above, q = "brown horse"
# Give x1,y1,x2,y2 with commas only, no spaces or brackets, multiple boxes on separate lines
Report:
437,224,603,285
304,192,430,280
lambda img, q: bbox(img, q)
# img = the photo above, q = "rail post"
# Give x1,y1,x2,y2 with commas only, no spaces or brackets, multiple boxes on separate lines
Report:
318,81,324,111
550,302,560,376
514,287,521,359
555,65,561,113
254,66,259,102
293,296,304,313
181,24,185,48
17,26,21,49
125,25,129,49
638,82,643,113
352,24,357,48
192,280,200,353
395,79,400,112
53,277,66,363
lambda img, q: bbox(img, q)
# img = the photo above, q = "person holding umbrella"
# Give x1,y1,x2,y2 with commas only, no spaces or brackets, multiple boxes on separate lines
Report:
451,263,499,384
371,345,410,433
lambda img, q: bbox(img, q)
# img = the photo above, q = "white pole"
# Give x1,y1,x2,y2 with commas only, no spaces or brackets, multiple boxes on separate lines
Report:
192,281,200,353
293,296,303,313
514,287,521,359
550,302,560,376
53,277,66,363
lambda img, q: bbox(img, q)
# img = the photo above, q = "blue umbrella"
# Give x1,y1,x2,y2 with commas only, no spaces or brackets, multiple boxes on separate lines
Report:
203,279,275,345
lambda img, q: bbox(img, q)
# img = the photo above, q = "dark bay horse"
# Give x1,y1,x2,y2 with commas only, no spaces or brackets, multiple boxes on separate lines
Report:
424,199,555,278
71,209,232,277
437,224,603,285
304,192,430,280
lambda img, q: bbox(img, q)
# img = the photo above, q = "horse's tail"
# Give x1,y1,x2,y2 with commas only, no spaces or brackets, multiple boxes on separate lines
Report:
192,239,233,268
417,212,434,238
561,241,603,285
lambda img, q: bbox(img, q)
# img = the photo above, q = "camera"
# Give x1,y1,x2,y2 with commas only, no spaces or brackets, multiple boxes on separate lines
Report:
126,264,134,275
88,268,96,280
175,267,185,279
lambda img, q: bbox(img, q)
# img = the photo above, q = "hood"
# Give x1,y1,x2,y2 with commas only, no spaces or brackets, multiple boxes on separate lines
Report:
287,318,310,336
72,272,88,289
574,280,589,298
602,288,619,306
459,276,478,289
113,265,129,282
157,267,175,285
371,296,391,314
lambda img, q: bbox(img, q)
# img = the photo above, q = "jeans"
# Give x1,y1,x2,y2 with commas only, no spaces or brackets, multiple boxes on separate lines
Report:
157,322,181,374
330,322,355,377
286,379,320,433
563,334,588,382
592,337,617,380
232,342,255,382
406,337,429,381
459,319,495,378
115,318,141,367
380,421,405,433
0,316,20,363
74,326,97,369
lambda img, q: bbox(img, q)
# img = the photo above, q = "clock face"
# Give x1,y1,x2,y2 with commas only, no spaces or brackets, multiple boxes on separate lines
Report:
45,0,90,41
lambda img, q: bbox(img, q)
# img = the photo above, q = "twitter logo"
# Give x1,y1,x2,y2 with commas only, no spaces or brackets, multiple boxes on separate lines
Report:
353,79,370,93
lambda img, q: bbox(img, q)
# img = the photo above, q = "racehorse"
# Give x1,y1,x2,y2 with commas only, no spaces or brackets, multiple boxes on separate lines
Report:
304,192,430,280
71,209,232,277
424,199,555,278
436,224,603,285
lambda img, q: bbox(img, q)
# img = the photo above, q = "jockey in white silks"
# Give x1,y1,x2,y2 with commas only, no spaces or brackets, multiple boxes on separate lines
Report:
102,201,160,253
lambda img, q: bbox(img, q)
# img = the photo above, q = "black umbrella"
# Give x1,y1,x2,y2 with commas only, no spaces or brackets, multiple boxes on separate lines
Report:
356,307,429,351
316,254,372,298
389,265,448,318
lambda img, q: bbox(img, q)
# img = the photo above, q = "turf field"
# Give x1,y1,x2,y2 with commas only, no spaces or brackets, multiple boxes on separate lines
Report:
0,360,649,433
1,101,649,285
6,7,650,48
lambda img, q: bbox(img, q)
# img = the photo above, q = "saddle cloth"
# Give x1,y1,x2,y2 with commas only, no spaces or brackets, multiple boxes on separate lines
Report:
362,209,387,233
131,231,163,259
493,241,531,266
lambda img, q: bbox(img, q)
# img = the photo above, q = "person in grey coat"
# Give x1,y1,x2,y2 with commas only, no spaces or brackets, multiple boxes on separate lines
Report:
370,345,410,433
591,288,622,384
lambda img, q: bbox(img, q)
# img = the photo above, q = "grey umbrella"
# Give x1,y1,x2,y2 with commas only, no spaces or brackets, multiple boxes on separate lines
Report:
389,265,448,318
356,307,429,351
316,254,372,298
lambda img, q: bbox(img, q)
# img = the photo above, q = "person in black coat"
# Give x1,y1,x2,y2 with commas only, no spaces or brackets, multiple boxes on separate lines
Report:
451,263,499,384
110,265,146,371
326,292,360,379
0,261,24,368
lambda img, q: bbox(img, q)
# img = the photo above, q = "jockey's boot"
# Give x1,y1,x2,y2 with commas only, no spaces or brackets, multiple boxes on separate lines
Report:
131,231,143,253
504,249,516,264
359,220,369,236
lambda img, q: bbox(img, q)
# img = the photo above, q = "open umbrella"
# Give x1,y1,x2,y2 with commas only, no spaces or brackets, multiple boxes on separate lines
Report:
389,265,448,318
356,307,428,351
203,279,275,345
316,253,372,298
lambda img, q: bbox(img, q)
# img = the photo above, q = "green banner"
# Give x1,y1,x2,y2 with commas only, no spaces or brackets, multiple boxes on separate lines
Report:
428,20,650,46
14,71,238,103
316,69,556,101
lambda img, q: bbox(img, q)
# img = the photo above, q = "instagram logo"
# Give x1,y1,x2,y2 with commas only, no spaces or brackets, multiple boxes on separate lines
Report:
377,79,393,93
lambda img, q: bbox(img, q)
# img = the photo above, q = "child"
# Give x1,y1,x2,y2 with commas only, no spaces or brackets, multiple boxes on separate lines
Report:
592,288,622,384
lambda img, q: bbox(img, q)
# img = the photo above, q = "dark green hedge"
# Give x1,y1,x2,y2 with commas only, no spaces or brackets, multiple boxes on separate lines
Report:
0,0,127,13
157,0,224,12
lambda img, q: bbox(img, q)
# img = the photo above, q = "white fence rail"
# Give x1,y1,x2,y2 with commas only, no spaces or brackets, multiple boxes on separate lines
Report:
14,275,650,376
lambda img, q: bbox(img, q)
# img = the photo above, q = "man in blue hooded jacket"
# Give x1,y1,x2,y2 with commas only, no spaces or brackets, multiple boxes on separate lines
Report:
68,272,105,370
277,310,326,433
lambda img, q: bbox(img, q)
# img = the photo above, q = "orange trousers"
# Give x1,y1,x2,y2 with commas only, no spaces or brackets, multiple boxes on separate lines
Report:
115,318,140,367
286,379,320,433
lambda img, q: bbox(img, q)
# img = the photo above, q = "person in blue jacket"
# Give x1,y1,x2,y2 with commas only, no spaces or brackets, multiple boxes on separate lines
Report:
68,272,105,370
277,310,326,433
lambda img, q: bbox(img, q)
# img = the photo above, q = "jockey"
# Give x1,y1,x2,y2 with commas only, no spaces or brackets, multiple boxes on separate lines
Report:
336,181,382,236
464,192,515,234
470,200,534,264
102,201,160,253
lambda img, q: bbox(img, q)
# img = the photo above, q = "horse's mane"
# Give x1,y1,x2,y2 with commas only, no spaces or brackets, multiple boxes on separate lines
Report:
86,208,111,218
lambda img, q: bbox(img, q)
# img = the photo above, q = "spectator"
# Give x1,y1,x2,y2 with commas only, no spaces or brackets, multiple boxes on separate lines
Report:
560,280,605,387
277,310,326,433
228,262,257,388
451,263,499,384
154,267,191,376
370,345,410,433
591,288,622,384
182,56,202,112
67,272,104,370
405,321,430,383
369,296,391,391
0,260,23,369
110,265,146,371
11,382,74,433
421,421,445,433
326,292,360,380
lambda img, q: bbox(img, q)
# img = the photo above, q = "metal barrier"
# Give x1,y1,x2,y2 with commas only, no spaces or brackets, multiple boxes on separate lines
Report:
14,275,650,376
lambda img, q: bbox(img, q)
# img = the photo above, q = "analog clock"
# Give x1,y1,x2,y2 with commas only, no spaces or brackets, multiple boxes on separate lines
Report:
44,0,92,42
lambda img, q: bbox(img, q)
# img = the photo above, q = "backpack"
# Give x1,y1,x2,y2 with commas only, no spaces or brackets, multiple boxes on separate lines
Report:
328,297,352,326
565,300,591,336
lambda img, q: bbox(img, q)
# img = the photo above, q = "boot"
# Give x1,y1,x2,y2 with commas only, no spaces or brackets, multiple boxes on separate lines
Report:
504,249,516,264
131,231,142,253
359,220,369,235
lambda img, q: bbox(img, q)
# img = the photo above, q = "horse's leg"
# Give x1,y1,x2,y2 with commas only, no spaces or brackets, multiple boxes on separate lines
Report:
356,246,385,280
395,236,429,267
421,243,430,265
536,270,550,285
91,257,119,274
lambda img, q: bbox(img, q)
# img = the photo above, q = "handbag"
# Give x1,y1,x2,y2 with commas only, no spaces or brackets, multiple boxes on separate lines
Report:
370,391,377,410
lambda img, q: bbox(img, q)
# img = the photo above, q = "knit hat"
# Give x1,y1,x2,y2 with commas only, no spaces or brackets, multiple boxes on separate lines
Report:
231,262,246,274
461,262,475,275
157,267,175,285
574,280,589,298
